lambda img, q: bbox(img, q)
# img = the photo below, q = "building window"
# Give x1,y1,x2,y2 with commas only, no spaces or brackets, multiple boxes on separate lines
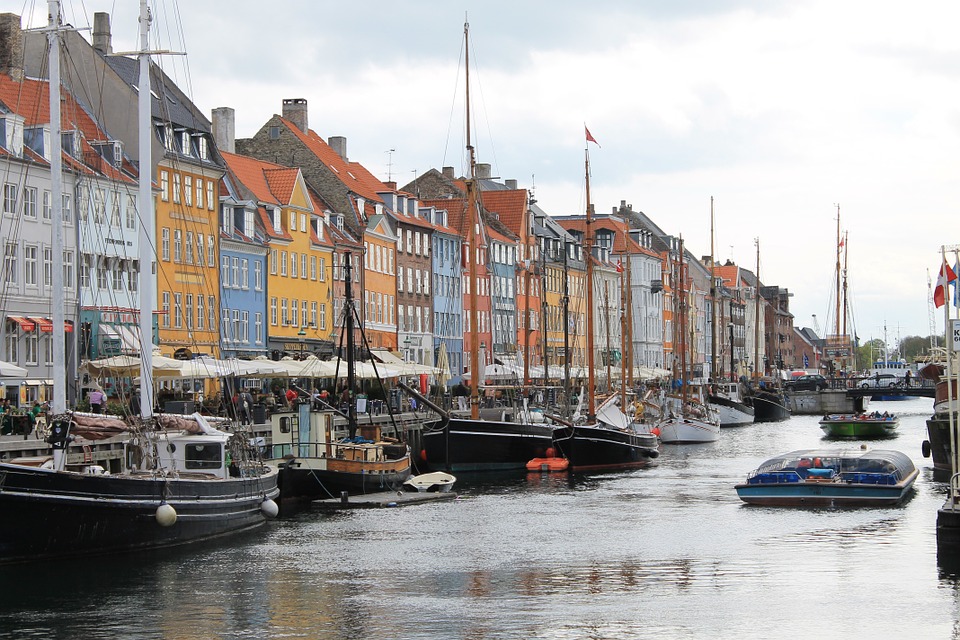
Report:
208,296,217,331
173,230,182,263
184,175,193,206
207,181,214,210
62,194,72,223
42,190,51,220
221,256,230,286
162,228,170,261
43,247,52,287
270,250,277,275
195,178,204,210
157,292,169,327
232,257,239,288
185,293,194,330
280,251,287,277
97,260,107,289
5,334,18,364
3,183,17,215
255,312,263,343
241,311,249,343
23,187,37,219
281,299,288,325
290,252,298,279
255,261,263,291
185,232,194,265
173,173,181,204
63,250,73,289
301,254,307,280
23,245,37,286
160,171,169,201
126,194,137,229
318,257,326,282
241,259,249,289
3,242,17,285
270,297,278,326
112,260,123,291
207,236,215,267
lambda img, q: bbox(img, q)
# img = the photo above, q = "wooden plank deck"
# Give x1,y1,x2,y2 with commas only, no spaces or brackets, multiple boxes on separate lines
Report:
312,490,458,510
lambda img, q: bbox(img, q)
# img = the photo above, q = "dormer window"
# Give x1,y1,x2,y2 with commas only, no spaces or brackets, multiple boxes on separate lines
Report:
195,134,209,160
180,131,192,156
272,208,282,233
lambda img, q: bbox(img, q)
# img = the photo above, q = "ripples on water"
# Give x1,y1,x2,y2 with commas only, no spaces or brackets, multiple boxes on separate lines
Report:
3,398,960,638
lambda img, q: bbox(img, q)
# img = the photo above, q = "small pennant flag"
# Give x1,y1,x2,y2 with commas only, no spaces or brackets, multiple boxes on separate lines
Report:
616,259,623,273
585,125,600,148
934,259,957,308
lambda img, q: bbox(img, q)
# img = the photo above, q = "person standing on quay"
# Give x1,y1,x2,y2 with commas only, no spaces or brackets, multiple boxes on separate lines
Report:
88,388,105,414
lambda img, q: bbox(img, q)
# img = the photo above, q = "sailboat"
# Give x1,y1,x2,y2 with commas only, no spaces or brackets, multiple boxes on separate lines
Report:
420,20,556,473
265,250,412,499
744,238,790,422
551,134,661,469
0,1,278,564
658,238,721,443
704,197,754,427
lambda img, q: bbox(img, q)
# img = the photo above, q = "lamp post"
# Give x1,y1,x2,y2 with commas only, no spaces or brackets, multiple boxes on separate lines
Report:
729,321,736,382
297,327,306,357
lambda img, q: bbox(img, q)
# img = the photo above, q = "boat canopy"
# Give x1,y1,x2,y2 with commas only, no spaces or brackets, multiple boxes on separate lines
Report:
754,449,915,475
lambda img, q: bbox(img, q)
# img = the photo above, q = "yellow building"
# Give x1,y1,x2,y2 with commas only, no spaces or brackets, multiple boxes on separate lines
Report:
155,140,224,359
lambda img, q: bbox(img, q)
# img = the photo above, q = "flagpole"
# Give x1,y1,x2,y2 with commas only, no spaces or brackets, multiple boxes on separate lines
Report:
944,246,957,495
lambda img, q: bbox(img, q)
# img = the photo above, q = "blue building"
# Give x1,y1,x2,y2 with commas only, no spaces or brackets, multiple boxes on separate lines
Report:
423,205,463,386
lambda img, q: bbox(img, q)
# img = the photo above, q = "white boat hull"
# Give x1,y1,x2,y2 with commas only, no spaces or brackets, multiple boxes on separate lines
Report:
710,402,754,427
658,417,721,443
403,471,456,493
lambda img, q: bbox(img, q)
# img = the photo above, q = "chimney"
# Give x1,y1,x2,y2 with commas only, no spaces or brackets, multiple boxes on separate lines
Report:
442,166,455,179
384,181,397,191
328,135,347,161
92,12,112,54
282,98,308,133
211,107,236,154
0,13,24,82
476,163,491,179
505,179,517,190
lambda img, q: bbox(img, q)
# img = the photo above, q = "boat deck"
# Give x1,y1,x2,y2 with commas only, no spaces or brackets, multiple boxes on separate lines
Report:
312,489,459,510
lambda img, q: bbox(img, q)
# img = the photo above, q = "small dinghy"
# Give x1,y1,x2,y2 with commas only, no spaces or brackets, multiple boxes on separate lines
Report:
403,472,456,493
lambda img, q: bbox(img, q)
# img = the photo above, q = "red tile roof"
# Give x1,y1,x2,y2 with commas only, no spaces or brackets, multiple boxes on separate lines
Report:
478,190,527,238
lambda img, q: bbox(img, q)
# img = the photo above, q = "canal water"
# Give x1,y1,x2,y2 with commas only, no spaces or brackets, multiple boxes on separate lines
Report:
2,396,959,639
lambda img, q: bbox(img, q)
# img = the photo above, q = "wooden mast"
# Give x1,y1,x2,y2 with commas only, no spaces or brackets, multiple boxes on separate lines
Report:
754,237,760,379
709,196,716,383
584,147,596,421
464,19,480,421
625,251,634,387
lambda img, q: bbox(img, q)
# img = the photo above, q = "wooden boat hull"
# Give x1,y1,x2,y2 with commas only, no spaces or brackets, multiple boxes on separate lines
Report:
553,424,659,472
658,417,720,443
421,418,556,473
276,456,411,499
819,418,898,438
0,461,279,564
708,395,755,427
750,392,791,422
925,413,953,474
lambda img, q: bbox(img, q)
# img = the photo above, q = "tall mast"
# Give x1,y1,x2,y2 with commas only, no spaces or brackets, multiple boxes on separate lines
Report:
562,241,570,410
709,196,716,382
344,251,357,438
754,237,760,379
540,243,548,386
137,0,156,418
584,149,596,421
841,230,849,371
625,251,634,387
834,204,841,339
678,238,687,402
619,253,627,412
47,0,66,414
464,20,480,420
604,281,612,393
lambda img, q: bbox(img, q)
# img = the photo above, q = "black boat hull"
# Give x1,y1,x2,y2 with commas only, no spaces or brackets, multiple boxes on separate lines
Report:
926,413,952,475
421,418,555,472
751,393,791,422
553,425,660,472
277,463,410,499
0,462,279,564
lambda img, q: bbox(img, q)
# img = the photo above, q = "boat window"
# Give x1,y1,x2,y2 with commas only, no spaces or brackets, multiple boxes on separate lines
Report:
184,443,222,470
279,417,291,434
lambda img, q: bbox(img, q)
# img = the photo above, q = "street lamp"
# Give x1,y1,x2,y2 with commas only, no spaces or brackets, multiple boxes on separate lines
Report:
297,327,306,357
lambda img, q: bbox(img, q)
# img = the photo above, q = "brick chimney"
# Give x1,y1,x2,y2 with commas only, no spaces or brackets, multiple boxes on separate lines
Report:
0,13,24,82
442,166,455,180
92,12,112,54
211,106,235,154
476,163,491,179
282,98,308,133
328,136,347,161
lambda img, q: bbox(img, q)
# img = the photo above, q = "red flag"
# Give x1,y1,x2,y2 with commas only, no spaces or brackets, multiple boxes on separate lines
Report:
585,125,600,148
616,259,623,273
935,259,957,308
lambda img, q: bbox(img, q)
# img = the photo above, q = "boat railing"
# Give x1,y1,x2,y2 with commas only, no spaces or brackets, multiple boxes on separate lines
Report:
838,471,899,485
747,470,803,484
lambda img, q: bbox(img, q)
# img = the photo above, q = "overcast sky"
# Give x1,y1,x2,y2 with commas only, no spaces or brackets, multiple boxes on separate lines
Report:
29,0,960,352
